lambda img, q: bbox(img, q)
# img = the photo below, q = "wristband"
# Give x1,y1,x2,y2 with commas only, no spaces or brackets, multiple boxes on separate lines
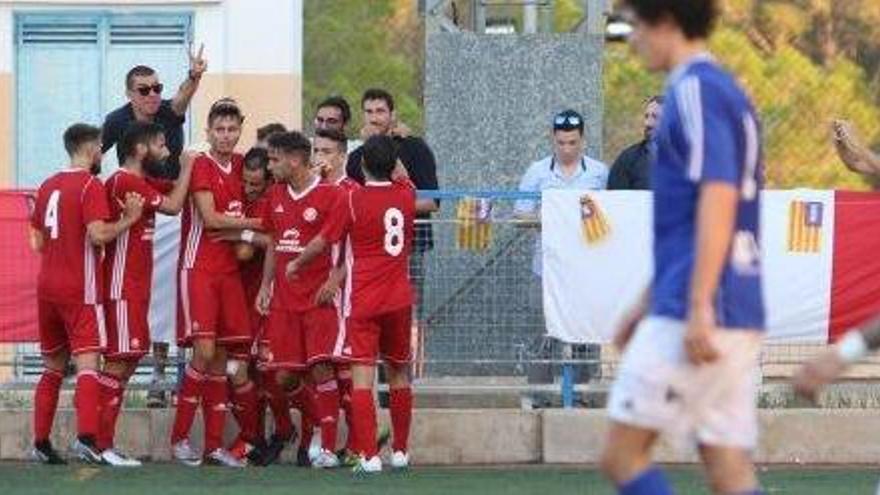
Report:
240,229,255,244
836,331,868,363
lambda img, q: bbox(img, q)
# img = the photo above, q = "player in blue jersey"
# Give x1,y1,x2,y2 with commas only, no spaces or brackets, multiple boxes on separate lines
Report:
599,1,766,494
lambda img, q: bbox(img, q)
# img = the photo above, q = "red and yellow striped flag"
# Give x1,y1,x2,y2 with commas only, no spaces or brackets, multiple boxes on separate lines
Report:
580,194,611,245
456,197,493,251
787,200,823,253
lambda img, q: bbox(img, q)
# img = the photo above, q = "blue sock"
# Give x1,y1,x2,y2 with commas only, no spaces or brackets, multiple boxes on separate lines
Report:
619,466,674,495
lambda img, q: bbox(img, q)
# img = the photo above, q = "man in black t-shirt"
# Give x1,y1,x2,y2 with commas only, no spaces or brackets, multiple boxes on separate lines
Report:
345,88,439,321
102,44,208,180
607,95,663,190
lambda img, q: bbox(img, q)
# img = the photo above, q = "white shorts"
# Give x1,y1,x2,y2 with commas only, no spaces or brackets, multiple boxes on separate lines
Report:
607,316,762,450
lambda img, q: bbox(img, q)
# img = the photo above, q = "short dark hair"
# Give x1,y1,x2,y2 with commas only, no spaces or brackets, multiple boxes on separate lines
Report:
63,123,101,157
314,128,348,152
622,0,718,40
361,88,394,112
125,65,156,90
256,122,287,142
119,122,165,160
267,131,312,160
361,135,397,181
244,147,271,180
208,98,245,127
317,96,352,124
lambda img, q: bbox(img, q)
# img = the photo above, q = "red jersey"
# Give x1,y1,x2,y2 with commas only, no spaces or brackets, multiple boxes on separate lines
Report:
263,178,342,311
180,153,245,273
324,175,361,264
103,169,165,302
321,180,415,318
31,169,110,305
241,195,270,300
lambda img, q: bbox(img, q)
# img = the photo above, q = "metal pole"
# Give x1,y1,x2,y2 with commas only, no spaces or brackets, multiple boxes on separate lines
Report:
586,0,605,36
523,1,538,34
473,0,486,33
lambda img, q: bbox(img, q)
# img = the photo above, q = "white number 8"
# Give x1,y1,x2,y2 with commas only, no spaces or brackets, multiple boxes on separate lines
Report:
44,190,61,239
383,208,404,257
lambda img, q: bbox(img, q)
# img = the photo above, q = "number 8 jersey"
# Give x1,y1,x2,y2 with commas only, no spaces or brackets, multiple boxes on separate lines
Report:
322,180,416,319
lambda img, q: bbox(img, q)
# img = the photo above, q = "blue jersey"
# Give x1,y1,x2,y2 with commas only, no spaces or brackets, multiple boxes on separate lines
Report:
650,55,765,331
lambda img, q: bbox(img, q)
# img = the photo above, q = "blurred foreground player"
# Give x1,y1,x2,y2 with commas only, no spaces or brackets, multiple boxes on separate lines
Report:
600,1,767,494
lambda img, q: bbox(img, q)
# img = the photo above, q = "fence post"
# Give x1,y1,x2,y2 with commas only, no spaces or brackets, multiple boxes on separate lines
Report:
561,343,574,408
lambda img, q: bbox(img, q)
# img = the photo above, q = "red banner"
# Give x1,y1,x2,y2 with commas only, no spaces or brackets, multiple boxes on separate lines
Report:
0,191,39,342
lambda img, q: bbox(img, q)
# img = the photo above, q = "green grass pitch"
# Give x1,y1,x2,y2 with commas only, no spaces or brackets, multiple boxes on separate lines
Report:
0,463,876,494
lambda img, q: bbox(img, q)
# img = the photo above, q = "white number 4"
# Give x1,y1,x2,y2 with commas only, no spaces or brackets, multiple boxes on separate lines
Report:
44,190,61,239
383,208,405,257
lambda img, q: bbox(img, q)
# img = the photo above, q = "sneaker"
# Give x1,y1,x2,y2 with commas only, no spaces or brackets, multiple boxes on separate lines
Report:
71,437,104,465
261,434,291,466
390,450,409,470
337,448,358,467
352,455,382,474
32,441,66,465
228,438,254,464
204,448,246,468
101,449,142,467
296,447,312,467
307,427,322,463
146,389,167,409
311,449,340,469
172,439,202,467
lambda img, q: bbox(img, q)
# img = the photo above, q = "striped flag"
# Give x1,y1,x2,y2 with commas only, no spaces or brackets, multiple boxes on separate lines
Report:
580,194,610,244
455,197,493,251
787,200,823,253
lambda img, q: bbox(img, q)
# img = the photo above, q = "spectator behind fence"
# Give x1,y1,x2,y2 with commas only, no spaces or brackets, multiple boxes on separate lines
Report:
345,88,439,321
101,44,208,179
514,109,608,277
608,95,663,190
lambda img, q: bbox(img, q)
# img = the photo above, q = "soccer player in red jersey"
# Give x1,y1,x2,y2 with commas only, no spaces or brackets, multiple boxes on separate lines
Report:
313,128,360,464
288,135,416,473
29,123,145,465
98,122,193,466
171,99,262,467
255,131,346,469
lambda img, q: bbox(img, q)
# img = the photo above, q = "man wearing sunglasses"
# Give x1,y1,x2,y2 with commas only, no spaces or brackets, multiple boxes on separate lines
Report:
102,44,209,181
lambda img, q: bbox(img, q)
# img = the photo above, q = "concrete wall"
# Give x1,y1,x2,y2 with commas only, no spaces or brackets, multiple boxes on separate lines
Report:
3,408,880,464
0,0,303,187
425,33,605,189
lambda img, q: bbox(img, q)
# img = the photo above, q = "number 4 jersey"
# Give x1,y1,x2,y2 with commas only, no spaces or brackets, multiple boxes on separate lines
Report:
31,168,111,304
321,180,416,319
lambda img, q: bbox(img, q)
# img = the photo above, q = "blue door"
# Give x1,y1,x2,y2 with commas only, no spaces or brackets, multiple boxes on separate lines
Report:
15,12,191,187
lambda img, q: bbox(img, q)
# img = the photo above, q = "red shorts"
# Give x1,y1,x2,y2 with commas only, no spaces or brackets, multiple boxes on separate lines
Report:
38,299,106,356
339,307,412,366
105,299,150,360
177,268,252,348
263,306,339,370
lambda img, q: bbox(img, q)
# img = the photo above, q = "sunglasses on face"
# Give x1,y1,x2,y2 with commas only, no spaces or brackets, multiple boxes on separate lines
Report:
135,84,163,97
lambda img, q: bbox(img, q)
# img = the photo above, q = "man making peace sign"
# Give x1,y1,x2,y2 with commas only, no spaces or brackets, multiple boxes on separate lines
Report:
102,43,209,180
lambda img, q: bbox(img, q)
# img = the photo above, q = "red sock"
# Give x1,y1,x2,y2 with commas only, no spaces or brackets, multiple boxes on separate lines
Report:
231,380,261,445
171,365,204,445
336,367,354,450
315,378,340,452
351,388,377,458
263,370,293,440
74,369,101,440
288,384,315,449
203,374,229,453
389,387,413,453
97,373,125,451
33,368,64,444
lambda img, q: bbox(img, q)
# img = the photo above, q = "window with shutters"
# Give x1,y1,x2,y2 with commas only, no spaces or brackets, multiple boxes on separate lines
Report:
15,13,192,187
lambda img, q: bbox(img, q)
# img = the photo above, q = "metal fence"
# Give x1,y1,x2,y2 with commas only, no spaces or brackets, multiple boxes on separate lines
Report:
2,191,879,405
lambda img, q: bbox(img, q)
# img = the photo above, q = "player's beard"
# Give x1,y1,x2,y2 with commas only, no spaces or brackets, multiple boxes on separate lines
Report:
143,153,165,178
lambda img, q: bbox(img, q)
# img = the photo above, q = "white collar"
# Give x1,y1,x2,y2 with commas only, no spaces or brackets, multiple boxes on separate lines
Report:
365,180,392,187
287,175,321,200
206,153,233,175
668,51,714,86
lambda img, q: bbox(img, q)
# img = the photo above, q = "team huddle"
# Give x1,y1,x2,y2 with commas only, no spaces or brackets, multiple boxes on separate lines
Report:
28,95,416,473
